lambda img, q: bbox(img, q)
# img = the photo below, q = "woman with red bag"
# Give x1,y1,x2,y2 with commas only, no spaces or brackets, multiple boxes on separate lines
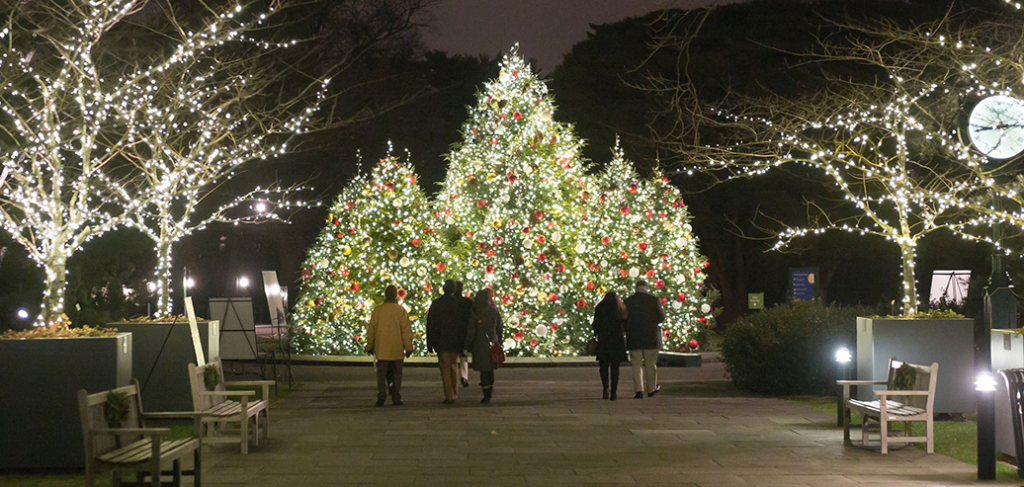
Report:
464,289,504,403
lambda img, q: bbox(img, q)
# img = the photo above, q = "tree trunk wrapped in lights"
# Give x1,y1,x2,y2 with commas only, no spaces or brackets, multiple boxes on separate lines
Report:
292,49,716,357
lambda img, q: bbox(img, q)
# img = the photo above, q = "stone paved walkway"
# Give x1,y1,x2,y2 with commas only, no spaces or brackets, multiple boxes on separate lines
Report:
200,362,1016,486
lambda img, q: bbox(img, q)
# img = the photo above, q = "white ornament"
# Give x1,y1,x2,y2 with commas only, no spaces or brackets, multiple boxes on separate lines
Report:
701,303,712,314
675,237,689,247
400,257,410,267
575,242,585,253
551,232,562,242
535,324,548,337
417,268,426,277
392,198,403,207
600,260,608,267
629,267,639,278
672,301,682,310
683,224,692,233
559,285,568,293
445,216,455,225
496,125,506,135
539,110,553,122
499,71,510,83
523,238,534,249
503,338,517,349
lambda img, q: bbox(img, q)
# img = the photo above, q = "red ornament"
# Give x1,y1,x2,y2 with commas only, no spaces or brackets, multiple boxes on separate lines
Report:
619,269,629,278
507,173,518,183
514,330,525,340
346,201,355,209
548,293,558,302
490,138,498,145
534,210,544,220
537,253,547,262
638,242,648,252
601,236,611,245
699,317,708,325
646,269,657,278
660,297,668,305
513,111,522,120
620,206,629,215
332,217,340,226
663,177,670,183
585,281,596,291
512,272,519,279
664,329,671,338
536,235,546,245
494,236,504,245
351,282,360,292
424,283,433,291
599,194,608,203
629,184,638,193
523,226,531,234
487,249,496,257
502,294,513,305
436,262,447,272
477,199,487,207
589,262,599,271
582,192,590,202
315,298,322,307
676,293,686,302
348,227,356,235
513,69,520,77
486,265,495,273
301,269,311,279
397,288,407,299
645,210,653,219
335,232,343,239
530,338,539,347
655,280,665,289
575,299,586,308
689,339,699,350
408,175,417,184
703,261,711,268
619,251,629,259
411,238,420,248
543,273,552,280
661,254,668,260
556,263,566,273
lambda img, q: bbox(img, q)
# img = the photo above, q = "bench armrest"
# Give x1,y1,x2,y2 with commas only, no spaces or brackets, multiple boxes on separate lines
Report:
92,427,170,436
836,380,887,385
200,390,256,397
875,390,931,396
142,411,206,419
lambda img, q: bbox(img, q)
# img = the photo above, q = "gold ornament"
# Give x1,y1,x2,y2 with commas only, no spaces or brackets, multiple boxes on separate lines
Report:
471,259,480,267
388,250,398,260
597,286,607,295
342,246,352,256
492,220,503,228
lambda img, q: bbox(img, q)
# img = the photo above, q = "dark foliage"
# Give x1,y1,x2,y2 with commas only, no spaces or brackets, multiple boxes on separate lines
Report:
721,301,877,395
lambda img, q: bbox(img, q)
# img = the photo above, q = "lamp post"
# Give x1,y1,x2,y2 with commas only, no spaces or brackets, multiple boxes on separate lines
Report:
835,347,852,427
976,372,998,480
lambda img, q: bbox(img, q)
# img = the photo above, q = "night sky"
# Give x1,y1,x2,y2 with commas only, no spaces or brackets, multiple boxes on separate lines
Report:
422,0,743,73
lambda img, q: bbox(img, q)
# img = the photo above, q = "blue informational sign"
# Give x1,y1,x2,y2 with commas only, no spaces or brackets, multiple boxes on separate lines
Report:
790,267,819,302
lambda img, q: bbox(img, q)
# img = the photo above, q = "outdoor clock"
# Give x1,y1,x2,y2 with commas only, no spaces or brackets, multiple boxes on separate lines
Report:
968,94,1024,160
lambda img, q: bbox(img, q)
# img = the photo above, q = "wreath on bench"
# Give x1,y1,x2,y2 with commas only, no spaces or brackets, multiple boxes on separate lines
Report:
204,365,221,390
893,363,917,390
104,391,130,428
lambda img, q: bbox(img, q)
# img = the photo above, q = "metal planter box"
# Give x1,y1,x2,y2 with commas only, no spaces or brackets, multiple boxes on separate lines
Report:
856,317,975,414
111,320,219,413
0,333,132,470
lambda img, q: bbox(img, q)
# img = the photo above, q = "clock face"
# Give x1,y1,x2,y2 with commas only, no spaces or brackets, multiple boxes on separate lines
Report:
968,95,1024,160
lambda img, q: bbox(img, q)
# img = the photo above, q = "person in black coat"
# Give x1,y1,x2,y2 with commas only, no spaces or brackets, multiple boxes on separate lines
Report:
426,280,466,403
464,289,503,403
591,291,628,400
623,280,665,399
455,281,473,387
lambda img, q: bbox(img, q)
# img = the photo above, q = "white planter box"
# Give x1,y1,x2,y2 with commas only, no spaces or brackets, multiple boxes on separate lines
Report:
856,317,975,414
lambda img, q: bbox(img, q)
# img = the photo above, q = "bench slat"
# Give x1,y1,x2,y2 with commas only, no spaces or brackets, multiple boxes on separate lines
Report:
98,438,197,465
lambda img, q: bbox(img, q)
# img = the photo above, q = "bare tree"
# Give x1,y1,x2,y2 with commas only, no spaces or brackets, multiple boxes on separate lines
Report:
645,4,1024,316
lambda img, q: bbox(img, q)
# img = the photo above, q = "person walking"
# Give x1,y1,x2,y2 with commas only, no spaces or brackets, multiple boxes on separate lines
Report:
464,289,503,403
591,291,628,401
426,280,465,404
455,281,473,388
623,280,665,399
364,285,414,407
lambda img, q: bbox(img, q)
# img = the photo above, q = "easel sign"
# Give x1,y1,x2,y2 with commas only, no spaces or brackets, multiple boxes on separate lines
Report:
262,270,288,328
184,296,206,366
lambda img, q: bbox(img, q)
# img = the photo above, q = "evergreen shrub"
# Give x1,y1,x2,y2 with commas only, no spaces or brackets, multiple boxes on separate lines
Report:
721,302,875,395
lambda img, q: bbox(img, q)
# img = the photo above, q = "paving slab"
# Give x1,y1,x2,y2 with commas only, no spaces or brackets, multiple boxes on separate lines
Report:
188,362,1017,486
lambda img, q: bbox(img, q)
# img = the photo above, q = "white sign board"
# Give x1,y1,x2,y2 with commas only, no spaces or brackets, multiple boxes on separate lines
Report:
184,296,206,366
929,270,970,307
262,270,288,327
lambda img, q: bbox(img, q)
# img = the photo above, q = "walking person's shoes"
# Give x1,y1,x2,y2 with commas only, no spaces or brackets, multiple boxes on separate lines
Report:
647,385,661,397
376,398,386,407
609,391,617,401
393,399,404,406
633,392,644,399
602,388,610,400
461,378,470,388
443,399,456,404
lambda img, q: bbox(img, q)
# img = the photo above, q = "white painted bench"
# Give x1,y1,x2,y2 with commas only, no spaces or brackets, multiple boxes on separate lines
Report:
838,356,938,454
78,379,202,487
188,357,273,454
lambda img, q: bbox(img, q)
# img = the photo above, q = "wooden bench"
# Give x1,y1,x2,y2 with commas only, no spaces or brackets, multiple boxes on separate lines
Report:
78,379,202,487
188,357,273,454
838,356,938,454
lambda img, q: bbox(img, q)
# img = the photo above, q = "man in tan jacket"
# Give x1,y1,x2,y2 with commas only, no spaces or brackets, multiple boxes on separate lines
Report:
364,285,414,406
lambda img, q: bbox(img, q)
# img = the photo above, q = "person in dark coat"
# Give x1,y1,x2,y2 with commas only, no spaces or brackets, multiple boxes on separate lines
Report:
426,280,466,403
455,281,473,387
623,280,665,399
464,289,503,403
591,291,628,400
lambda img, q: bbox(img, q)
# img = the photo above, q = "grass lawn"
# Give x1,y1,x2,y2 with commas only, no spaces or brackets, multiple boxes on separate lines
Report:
785,395,1021,481
1,382,298,487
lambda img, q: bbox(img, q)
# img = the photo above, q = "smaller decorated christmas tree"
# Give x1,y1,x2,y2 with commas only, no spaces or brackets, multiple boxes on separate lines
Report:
292,156,443,355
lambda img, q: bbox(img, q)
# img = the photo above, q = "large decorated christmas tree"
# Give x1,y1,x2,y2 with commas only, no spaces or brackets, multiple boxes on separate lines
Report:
291,156,443,355
292,48,715,357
